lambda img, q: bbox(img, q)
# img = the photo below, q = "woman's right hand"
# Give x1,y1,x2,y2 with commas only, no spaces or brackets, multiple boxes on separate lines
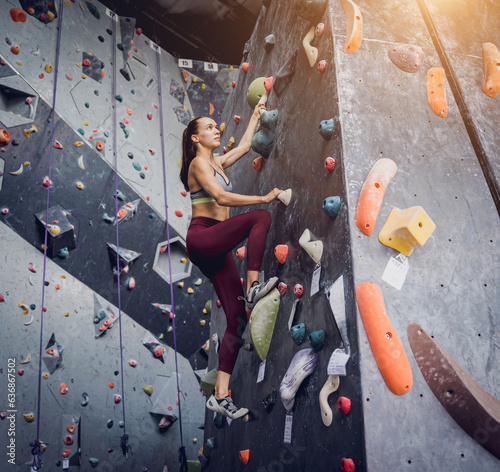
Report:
262,188,283,203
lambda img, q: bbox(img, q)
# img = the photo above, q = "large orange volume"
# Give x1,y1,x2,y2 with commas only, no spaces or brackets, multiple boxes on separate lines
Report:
356,158,397,235
356,282,412,395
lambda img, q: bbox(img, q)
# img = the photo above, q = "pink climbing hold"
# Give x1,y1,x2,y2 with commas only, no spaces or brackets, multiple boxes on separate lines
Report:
149,148,156,155
315,23,325,38
317,60,327,73
216,300,222,308
128,278,136,290
147,113,153,120
253,156,263,171
180,190,188,197
234,115,241,124
0,294,5,302
129,359,137,367
337,396,351,415
1,208,8,215
114,394,122,404
53,140,63,149
223,146,228,154
241,62,250,73
325,157,336,173
293,284,303,299
42,176,53,187
26,97,33,104
340,458,355,471
236,246,246,261
65,73,73,81
175,210,183,217
18,369,24,376
278,282,288,296
29,262,37,273
154,346,163,358
83,59,91,66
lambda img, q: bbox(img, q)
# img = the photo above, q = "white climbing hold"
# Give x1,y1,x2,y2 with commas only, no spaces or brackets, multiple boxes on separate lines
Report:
78,155,85,170
299,229,323,263
9,164,23,176
277,189,292,206
319,375,340,426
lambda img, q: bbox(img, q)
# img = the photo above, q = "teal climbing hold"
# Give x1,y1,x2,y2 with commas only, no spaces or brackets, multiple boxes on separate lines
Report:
290,323,306,345
78,128,85,136
133,162,141,171
131,89,135,94
97,309,107,320
117,43,124,52
309,330,325,352
123,128,129,139
206,437,216,450
249,288,281,361
30,304,36,310
86,2,100,19
85,102,90,108
115,94,123,102
59,247,69,257
323,196,341,220
214,414,223,429
251,110,279,159
104,131,109,137
319,118,334,140
102,213,116,224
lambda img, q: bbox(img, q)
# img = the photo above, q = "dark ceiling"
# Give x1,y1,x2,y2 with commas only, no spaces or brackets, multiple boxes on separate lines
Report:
97,0,262,65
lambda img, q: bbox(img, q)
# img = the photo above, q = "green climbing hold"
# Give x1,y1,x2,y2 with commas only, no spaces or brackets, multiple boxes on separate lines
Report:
59,247,69,258
249,288,281,361
102,213,115,224
133,162,141,171
78,128,85,136
97,309,107,320
143,384,153,396
187,461,202,472
85,2,100,19
131,89,135,94
205,300,212,315
117,43,124,51
85,102,90,108
115,94,123,102
309,330,325,352
200,368,218,397
175,157,182,170
30,304,36,310
123,128,129,139
104,131,109,137
247,77,267,109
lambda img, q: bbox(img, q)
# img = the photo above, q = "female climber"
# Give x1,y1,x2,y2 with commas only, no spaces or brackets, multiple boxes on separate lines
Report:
180,104,282,419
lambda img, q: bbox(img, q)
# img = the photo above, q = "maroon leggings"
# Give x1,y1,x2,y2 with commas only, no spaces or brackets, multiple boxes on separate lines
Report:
186,209,271,374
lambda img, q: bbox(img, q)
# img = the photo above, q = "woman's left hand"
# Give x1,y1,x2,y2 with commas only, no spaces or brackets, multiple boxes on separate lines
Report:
254,103,266,118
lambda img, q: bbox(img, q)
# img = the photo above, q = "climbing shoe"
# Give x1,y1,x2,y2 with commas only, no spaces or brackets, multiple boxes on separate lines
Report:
244,276,279,311
206,392,249,420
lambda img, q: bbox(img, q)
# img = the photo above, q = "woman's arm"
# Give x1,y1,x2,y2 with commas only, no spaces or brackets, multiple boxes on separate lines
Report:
220,104,262,169
191,157,281,207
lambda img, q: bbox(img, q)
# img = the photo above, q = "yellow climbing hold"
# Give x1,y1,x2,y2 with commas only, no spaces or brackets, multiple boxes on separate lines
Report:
61,275,67,279
74,141,83,147
193,77,198,82
45,64,53,73
187,287,194,294
64,312,70,317
178,281,184,288
16,61,23,66
200,319,206,326
65,0,70,5
23,412,35,423
47,11,55,21
42,372,49,379
228,136,235,150
81,74,87,79
229,65,233,70
84,122,89,126
183,106,187,110
49,225,61,235
220,122,225,136
201,83,206,89
143,384,154,396
24,161,31,166
181,257,187,263
378,206,436,257
76,181,84,190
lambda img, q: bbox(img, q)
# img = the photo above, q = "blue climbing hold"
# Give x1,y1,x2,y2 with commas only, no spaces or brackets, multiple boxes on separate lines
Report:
309,330,325,352
290,323,306,345
319,118,334,140
322,196,341,220
59,247,69,258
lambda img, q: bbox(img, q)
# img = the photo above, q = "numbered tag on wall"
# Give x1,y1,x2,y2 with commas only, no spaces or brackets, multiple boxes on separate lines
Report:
149,41,161,54
105,8,118,21
204,62,218,72
310,262,321,296
178,58,193,69
382,253,409,290
257,359,266,383
283,412,293,444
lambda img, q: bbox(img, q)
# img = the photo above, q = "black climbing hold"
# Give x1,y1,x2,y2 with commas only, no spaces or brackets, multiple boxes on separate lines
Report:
106,28,112,35
262,390,278,413
86,2,101,19
120,68,131,81
214,414,224,429
5,38,12,46
294,0,327,22
98,35,104,43
274,49,298,96
127,152,133,159
117,43,124,51
94,90,99,96
139,173,145,179
45,281,50,286
12,140,19,146
107,419,113,428
119,122,126,129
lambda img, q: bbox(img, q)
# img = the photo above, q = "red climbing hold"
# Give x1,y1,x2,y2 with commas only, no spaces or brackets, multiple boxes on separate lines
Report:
234,115,241,124
63,436,74,445
11,45,20,55
325,157,336,173
129,359,137,367
216,300,221,308
294,284,303,298
264,76,274,94
175,210,183,217
114,394,122,404
223,146,228,154
341,458,355,471
241,62,250,73
180,190,188,197
83,59,91,66
236,246,246,261
147,113,153,120
239,449,251,465
337,396,351,415
42,176,52,188
128,278,136,290
136,28,142,35
18,369,24,376
278,282,287,296
317,60,327,73
39,73,44,79
274,244,288,264
53,140,63,149
232,81,236,88
252,156,263,171
0,294,4,302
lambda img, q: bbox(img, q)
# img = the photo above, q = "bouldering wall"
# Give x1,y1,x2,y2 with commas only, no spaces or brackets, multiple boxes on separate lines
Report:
0,0,237,470
203,0,500,471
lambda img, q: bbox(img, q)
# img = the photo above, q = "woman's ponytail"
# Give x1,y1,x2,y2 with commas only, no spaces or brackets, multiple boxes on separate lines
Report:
180,118,202,192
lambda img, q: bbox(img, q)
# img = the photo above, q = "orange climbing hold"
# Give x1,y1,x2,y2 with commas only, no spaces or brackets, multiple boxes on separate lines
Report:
481,43,500,98
126,108,133,116
117,208,128,219
182,70,189,83
274,244,288,264
426,67,447,118
252,156,263,171
356,158,397,236
10,8,27,22
0,129,10,146
239,449,251,465
208,103,214,116
60,383,69,394
96,140,104,151
340,0,363,53
241,62,250,73
66,424,76,434
264,76,273,94
355,282,413,395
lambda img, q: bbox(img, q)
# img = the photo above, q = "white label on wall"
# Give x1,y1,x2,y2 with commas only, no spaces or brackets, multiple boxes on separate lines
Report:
149,41,161,54
204,62,218,72
257,359,266,383
284,413,293,444
310,263,321,296
178,59,193,69
382,253,409,290
105,8,118,21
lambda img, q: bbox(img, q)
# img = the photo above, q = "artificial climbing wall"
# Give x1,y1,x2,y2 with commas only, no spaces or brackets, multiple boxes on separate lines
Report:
0,0,238,470
204,0,499,471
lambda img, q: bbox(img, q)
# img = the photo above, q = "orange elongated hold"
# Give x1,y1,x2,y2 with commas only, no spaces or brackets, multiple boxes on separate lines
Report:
340,0,363,53
426,67,447,117
356,158,397,235
209,103,214,116
239,449,251,465
355,282,412,395
481,42,500,98
274,244,288,264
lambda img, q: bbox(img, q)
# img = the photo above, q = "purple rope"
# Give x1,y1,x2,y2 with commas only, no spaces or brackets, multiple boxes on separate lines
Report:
33,0,64,466
111,14,130,457
212,69,219,127
155,45,186,451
